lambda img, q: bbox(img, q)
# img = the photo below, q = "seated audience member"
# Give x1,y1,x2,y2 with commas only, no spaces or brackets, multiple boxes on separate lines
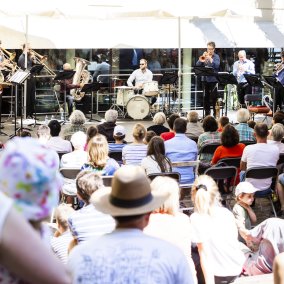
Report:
46,120,72,153
0,192,70,284
240,123,279,196
122,123,147,165
97,109,118,142
197,115,221,163
161,113,179,141
165,118,198,185
0,137,70,283
141,136,172,175
17,130,32,137
274,252,284,284
63,109,87,140
51,204,74,263
276,174,284,216
81,134,119,175
233,182,257,242
147,112,169,135
267,123,284,153
84,125,98,151
144,176,197,283
60,131,88,168
186,111,203,138
68,171,115,245
217,116,229,132
144,130,157,144
190,175,245,283
235,108,256,142
247,120,256,129
108,125,127,152
68,166,195,283
211,124,245,165
272,110,284,126
36,124,50,144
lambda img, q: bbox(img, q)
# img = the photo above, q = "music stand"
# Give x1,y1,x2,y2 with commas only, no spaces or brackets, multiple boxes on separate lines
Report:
216,72,238,116
243,74,264,89
193,66,215,118
54,70,76,124
262,75,283,114
8,69,31,137
28,64,44,127
159,72,178,115
81,82,108,122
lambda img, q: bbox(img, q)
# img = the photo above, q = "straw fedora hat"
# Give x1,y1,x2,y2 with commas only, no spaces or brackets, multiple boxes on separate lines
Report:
91,166,169,216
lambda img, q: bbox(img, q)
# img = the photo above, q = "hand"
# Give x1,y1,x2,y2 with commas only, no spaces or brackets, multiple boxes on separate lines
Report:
237,200,249,210
79,83,84,88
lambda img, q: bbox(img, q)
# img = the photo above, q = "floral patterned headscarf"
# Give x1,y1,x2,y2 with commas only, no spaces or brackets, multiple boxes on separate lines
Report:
0,137,62,221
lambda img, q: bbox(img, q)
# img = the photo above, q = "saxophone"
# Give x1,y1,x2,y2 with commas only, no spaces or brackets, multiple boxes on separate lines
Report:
70,57,91,101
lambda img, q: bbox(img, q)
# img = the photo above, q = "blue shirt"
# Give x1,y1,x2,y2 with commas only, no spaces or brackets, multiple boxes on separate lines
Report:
232,59,255,83
196,53,220,83
165,134,198,184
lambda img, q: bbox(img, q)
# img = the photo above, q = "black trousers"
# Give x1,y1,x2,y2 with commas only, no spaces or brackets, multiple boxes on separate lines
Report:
237,82,252,106
275,85,284,110
26,77,36,117
203,81,218,117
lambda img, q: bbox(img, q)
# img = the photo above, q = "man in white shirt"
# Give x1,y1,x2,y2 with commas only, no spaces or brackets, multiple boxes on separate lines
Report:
46,120,72,153
240,123,279,194
68,166,195,284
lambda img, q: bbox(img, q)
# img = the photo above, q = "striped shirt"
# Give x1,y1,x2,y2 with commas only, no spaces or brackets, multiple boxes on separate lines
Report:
122,144,147,165
197,131,221,162
51,231,73,264
235,123,256,142
68,204,115,243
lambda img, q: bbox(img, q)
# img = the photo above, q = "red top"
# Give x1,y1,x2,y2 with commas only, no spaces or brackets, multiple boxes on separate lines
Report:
211,143,245,165
160,132,175,141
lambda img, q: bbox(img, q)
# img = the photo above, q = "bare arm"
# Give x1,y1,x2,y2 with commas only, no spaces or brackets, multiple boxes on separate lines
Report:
240,161,247,171
0,208,71,284
197,243,214,284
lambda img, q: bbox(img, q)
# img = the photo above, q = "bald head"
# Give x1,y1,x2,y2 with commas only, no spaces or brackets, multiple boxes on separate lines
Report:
63,63,72,70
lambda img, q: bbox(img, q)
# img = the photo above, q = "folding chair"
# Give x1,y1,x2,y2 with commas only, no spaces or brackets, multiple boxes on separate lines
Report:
59,168,81,179
102,176,114,187
217,157,241,168
198,142,221,164
57,151,69,161
109,151,123,165
204,166,238,208
148,172,181,183
239,140,256,146
244,166,278,217
277,153,284,172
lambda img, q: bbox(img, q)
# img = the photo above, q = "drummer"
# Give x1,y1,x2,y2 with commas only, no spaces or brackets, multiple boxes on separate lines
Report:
127,59,157,105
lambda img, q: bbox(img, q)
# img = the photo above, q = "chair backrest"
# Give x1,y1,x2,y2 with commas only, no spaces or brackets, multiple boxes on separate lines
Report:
244,166,278,180
59,168,81,179
102,176,114,187
240,140,256,146
217,157,241,168
277,153,284,166
204,166,238,186
109,151,123,163
147,172,181,183
186,135,198,143
171,160,200,178
199,142,220,155
57,151,69,160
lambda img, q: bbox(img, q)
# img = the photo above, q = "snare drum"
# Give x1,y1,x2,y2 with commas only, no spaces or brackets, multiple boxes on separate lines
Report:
116,86,134,106
143,81,159,97
126,95,150,119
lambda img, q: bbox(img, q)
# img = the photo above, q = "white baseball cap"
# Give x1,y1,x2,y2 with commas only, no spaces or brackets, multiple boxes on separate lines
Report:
113,125,126,137
235,181,258,197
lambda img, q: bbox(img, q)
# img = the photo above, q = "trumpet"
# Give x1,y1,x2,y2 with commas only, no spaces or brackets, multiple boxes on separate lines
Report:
29,49,55,76
199,51,211,62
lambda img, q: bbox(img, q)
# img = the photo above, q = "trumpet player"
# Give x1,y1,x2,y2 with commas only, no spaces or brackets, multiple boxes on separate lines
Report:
196,41,220,117
232,50,255,108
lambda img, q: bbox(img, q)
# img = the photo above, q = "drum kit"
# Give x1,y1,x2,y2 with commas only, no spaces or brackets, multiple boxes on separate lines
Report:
113,80,175,119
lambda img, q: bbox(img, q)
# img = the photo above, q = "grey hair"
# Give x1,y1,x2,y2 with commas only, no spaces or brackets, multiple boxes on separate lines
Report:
238,50,246,57
153,112,166,125
69,110,86,125
37,125,50,138
237,108,250,123
105,109,118,123
271,123,284,142
187,111,199,123
71,131,87,149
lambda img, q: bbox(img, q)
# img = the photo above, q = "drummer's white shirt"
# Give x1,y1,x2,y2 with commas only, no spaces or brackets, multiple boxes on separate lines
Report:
127,68,153,87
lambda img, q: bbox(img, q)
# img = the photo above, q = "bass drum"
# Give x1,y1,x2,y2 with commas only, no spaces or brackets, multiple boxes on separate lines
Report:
126,95,150,119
